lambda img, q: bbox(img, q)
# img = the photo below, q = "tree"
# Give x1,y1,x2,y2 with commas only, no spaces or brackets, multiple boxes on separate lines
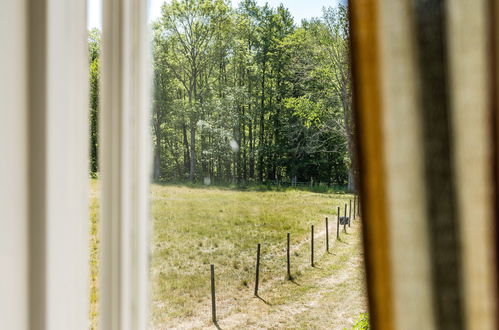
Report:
146,2,354,188
156,0,231,182
89,28,100,176
313,5,355,189
151,23,179,180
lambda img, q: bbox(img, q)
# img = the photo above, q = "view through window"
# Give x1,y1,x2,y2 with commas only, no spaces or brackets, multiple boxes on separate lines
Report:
87,0,367,329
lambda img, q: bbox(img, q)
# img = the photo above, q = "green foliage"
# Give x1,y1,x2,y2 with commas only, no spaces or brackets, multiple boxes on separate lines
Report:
89,3,354,188
351,313,370,330
88,29,100,176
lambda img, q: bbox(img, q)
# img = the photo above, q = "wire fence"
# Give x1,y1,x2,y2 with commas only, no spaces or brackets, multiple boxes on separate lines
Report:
209,195,361,325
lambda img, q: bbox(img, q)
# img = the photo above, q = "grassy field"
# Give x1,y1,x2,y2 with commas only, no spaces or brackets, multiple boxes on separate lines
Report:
89,180,99,330
150,184,366,329
90,182,368,329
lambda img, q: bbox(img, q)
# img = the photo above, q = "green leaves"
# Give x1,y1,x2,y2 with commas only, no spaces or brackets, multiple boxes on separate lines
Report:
351,313,370,330
284,97,323,127
88,29,101,175
147,2,352,186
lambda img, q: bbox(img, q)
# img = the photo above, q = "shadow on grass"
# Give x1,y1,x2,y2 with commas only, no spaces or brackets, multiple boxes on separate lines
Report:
255,294,273,306
213,320,222,329
336,238,349,245
286,275,301,286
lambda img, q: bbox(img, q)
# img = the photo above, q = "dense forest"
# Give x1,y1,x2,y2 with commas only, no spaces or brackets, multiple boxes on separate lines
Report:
89,0,354,188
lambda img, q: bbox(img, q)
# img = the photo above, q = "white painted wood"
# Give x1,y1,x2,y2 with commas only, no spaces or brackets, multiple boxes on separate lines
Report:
1,0,89,329
28,0,90,329
0,1,28,329
44,1,90,328
447,1,497,329
379,2,436,329
100,0,151,328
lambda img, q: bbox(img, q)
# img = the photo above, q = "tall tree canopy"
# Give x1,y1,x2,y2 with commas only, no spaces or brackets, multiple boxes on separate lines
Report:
90,2,353,188
89,28,100,176
151,1,353,187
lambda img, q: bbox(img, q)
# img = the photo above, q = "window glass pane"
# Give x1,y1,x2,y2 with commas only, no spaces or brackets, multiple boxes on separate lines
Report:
148,1,367,329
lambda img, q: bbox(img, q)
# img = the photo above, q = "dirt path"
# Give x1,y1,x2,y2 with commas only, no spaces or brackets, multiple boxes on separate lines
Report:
160,220,367,330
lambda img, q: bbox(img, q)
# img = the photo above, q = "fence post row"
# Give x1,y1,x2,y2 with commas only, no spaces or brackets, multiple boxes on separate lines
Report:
207,200,363,323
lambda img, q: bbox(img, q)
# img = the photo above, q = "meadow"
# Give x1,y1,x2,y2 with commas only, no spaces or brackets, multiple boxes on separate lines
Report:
90,182,368,329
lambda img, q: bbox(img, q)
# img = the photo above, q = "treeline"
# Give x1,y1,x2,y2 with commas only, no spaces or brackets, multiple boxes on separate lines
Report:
89,0,355,188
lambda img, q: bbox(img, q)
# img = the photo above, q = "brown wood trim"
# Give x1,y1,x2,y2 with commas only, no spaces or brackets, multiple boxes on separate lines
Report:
488,0,499,326
348,1,394,329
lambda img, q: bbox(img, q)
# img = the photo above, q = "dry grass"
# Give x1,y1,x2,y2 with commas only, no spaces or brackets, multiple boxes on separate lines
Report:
89,182,367,329
149,184,366,329
89,180,99,330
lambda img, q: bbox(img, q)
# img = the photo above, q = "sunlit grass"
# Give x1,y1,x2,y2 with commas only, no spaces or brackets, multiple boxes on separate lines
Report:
89,179,99,330
89,182,365,329
149,184,355,327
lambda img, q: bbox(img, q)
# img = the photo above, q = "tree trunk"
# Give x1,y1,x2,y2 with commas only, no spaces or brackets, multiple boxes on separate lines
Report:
189,118,196,182
341,82,355,192
153,145,161,180
182,122,190,178
249,119,254,179
201,129,208,179
153,115,162,180
258,63,266,183
242,106,247,182
348,168,355,192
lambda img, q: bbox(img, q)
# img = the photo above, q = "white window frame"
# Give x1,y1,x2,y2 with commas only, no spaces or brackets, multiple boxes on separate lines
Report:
0,0,150,329
2,0,91,329
100,0,151,329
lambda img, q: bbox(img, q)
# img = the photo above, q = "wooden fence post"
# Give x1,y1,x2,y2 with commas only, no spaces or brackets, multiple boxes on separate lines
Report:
311,225,314,267
287,233,291,280
337,206,340,240
211,264,216,323
344,203,347,233
349,199,352,227
325,217,329,252
254,243,261,296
